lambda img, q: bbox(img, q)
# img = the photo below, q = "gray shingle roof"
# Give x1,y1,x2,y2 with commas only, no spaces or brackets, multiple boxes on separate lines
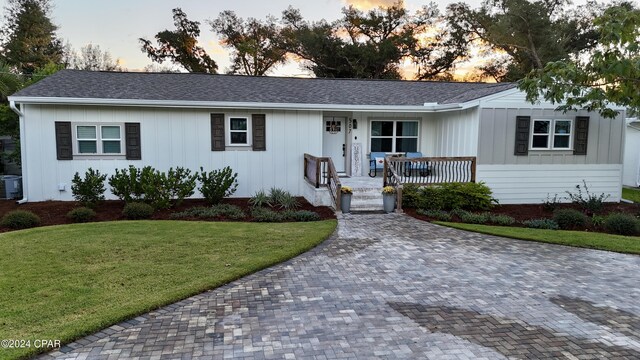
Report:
11,70,517,106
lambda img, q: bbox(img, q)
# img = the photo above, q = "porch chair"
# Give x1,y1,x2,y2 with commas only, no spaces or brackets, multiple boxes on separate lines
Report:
404,152,430,177
369,152,386,177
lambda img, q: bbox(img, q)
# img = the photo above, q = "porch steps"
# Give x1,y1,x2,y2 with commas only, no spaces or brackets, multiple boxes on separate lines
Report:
349,187,384,212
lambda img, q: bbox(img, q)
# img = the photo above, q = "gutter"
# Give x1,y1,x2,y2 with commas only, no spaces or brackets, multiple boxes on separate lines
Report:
9,100,27,204
8,96,466,113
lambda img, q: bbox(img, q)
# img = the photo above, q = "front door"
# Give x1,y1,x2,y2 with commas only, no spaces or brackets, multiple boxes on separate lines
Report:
322,117,346,173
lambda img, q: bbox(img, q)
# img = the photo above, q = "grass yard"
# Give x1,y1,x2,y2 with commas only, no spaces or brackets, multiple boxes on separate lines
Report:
0,220,336,360
436,222,640,255
622,187,640,203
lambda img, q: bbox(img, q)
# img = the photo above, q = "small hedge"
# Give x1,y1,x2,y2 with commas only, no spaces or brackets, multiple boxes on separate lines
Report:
1,210,41,229
523,219,559,230
416,209,452,221
403,182,497,211
170,204,246,220
603,213,640,235
251,207,320,222
122,202,154,220
67,207,97,223
553,209,587,230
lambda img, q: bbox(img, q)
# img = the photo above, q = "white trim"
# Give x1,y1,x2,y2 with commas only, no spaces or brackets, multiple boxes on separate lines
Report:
227,116,251,146
369,119,419,153
529,118,573,150
73,123,125,156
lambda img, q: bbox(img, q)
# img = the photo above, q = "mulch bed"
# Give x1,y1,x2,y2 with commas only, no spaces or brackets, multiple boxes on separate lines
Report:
405,202,640,234
0,197,336,233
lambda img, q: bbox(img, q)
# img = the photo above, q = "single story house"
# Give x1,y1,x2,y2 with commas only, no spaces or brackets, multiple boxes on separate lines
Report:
8,70,625,205
623,117,640,187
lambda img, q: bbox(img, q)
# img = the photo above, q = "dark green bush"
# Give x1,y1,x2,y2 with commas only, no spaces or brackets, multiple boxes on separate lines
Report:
459,212,490,224
251,207,284,222
170,204,246,220
108,165,145,203
416,209,452,221
165,167,198,206
122,202,154,220
523,219,559,230
489,214,516,226
71,168,107,207
402,182,497,211
1,210,41,229
66,207,96,223
603,213,639,235
553,209,587,230
450,208,471,219
282,210,320,222
198,166,238,205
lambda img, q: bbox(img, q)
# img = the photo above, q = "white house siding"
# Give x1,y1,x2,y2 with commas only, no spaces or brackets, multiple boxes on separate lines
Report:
476,89,625,204
477,164,622,204
623,123,640,187
22,104,322,201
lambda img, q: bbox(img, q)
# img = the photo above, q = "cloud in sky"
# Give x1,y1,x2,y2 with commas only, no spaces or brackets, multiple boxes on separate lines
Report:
342,0,398,10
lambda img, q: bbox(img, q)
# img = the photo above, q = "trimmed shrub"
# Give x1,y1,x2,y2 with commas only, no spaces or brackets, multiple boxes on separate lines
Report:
108,165,145,203
603,213,639,235
459,212,490,224
71,168,107,207
523,219,559,230
282,210,321,222
402,182,497,211
269,188,299,210
122,202,154,220
170,204,246,220
565,180,609,214
249,190,271,208
198,166,238,205
416,209,452,221
402,184,421,208
165,167,198,206
1,210,41,229
251,207,284,222
489,214,516,226
67,207,96,223
450,208,471,219
553,209,587,230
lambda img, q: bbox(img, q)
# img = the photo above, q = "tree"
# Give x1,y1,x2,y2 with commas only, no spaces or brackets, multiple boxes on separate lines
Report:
210,11,288,76
446,0,599,82
0,62,21,101
66,43,121,71
140,8,217,73
0,0,63,75
519,4,640,118
282,1,466,80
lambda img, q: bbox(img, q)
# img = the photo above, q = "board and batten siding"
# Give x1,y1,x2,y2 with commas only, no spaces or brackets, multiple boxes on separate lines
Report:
476,90,625,204
22,104,322,201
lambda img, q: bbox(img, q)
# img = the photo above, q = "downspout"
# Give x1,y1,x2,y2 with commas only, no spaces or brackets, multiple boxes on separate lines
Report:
9,100,27,204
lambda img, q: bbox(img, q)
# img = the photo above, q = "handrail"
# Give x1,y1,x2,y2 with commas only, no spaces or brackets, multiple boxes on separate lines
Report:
304,153,341,209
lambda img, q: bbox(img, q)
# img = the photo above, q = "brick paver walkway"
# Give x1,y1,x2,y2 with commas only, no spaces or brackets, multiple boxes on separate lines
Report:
41,214,640,359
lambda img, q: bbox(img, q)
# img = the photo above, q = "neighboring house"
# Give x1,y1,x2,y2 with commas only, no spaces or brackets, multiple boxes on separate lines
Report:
623,118,640,187
8,70,625,205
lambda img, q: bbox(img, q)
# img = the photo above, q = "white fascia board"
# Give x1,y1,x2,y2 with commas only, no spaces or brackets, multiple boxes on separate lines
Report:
8,96,466,113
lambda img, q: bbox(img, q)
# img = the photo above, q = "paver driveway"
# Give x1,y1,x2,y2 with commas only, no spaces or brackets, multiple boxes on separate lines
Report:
42,214,640,359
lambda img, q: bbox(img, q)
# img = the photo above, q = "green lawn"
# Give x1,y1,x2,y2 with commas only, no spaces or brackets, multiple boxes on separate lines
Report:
0,220,336,360
622,187,640,203
435,222,640,255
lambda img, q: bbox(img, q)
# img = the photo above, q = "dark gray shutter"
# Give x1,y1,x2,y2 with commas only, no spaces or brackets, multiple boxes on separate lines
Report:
211,113,225,151
252,114,266,151
125,123,141,160
573,116,589,155
55,121,73,160
514,116,531,156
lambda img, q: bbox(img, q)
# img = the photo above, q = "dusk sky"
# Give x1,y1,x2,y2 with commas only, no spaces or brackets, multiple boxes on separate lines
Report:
1,0,594,77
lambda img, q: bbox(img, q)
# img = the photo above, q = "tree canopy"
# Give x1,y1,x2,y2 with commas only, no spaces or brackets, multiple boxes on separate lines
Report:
140,8,218,74
519,4,640,118
64,43,121,71
0,0,63,75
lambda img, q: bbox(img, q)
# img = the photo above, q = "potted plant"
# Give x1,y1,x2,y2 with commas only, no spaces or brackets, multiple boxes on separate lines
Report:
340,186,353,213
382,186,396,213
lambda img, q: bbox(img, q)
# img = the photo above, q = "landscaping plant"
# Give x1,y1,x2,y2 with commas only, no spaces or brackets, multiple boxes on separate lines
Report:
198,166,238,205
565,180,610,214
416,209,452,221
1,210,41,229
553,208,588,230
268,187,299,210
122,202,154,220
603,213,640,235
249,190,271,208
71,168,107,208
67,207,97,223
522,219,560,230
170,204,246,220
108,165,145,202
488,214,516,226
402,182,497,211
542,193,561,212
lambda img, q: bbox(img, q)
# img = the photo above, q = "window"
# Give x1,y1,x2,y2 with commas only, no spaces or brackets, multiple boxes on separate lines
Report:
370,120,418,152
75,125,122,155
229,117,249,145
530,119,572,150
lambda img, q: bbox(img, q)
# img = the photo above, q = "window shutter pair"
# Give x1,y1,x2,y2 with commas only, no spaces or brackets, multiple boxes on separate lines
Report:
55,121,141,160
210,113,266,151
513,116,589,156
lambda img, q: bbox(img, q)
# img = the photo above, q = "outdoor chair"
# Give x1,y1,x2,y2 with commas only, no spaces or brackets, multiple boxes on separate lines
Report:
369,152,386,177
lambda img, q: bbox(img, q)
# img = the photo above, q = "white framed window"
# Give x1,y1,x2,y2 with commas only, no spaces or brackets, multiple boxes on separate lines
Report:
370,120,419,153
228,117,250,146
530,119,572,150
75,124,123,155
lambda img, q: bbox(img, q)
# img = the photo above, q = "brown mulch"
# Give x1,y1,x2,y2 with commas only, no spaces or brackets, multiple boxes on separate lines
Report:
0,197,336,233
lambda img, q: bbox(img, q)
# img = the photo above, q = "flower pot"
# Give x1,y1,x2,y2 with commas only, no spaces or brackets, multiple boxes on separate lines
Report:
383,194,396,213
341,193,352,213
